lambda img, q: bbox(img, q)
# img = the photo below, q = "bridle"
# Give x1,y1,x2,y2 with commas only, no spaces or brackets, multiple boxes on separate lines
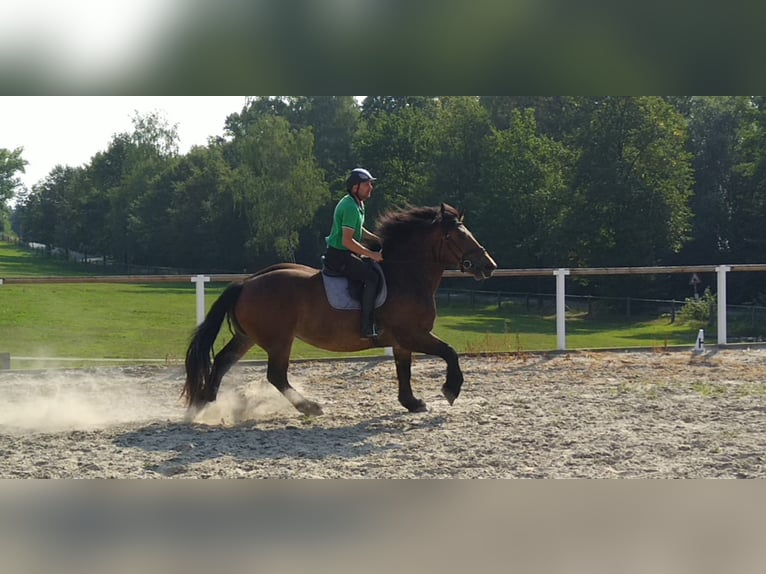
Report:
457,246,489,273
438,226,488,273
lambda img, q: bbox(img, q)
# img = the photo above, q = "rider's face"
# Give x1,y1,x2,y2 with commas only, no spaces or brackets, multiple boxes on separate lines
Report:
356,181,374,200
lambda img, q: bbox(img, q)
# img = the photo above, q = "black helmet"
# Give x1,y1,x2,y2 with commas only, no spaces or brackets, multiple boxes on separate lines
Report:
346,168,376,191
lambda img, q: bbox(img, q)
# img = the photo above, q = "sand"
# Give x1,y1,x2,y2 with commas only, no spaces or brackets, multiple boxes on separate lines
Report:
1,349,764,478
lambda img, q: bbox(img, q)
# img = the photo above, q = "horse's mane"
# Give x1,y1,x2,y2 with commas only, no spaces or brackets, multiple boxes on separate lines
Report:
376,203,460,255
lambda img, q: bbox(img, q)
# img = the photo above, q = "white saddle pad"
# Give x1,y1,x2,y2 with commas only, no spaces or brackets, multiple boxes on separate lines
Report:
321,262,387,310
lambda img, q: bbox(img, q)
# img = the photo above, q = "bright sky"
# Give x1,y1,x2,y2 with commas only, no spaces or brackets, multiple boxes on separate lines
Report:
1,96,249,189
0,0,186,84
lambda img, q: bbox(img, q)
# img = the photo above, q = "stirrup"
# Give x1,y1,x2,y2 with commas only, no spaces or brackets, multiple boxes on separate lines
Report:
361,325,383,339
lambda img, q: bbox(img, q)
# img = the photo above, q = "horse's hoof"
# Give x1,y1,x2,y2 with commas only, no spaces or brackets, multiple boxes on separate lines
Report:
298,401,323,417
442,385,459,405
401,398,428,413
184,400,210,422
184,406,201,423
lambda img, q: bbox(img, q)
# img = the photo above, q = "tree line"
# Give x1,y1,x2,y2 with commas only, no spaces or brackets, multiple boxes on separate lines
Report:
2,96,766,300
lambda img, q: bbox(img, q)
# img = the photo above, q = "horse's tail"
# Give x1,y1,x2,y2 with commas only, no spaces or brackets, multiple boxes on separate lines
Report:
183,283,244,408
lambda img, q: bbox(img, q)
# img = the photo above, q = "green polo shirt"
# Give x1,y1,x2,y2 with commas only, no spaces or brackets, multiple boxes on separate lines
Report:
326,194,364,250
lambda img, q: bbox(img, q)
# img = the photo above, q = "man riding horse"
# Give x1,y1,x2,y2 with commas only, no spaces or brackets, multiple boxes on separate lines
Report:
184,179,497,416
323,168,384,339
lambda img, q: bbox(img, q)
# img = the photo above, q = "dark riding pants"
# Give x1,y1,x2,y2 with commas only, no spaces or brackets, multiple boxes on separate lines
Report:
324,247,381,334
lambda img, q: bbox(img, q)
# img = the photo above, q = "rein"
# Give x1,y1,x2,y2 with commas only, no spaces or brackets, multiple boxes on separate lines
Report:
376,212,488,273
380,240,482,270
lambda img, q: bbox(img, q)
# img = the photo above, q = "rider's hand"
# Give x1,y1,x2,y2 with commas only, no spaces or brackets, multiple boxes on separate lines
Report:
370,251,384,263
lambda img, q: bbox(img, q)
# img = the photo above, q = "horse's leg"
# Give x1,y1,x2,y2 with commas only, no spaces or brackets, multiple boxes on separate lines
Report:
266,348,323,416
393,346,427,412
395,332,463,406
206,333,253,402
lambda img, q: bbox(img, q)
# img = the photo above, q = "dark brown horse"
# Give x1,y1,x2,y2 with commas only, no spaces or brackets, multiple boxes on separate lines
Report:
183,203,497,416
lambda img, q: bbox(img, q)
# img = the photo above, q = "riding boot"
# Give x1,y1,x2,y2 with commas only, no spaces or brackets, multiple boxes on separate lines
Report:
360,280,382,339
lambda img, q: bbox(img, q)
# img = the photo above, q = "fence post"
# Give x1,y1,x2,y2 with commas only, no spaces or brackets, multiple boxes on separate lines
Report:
191,274,211,326
554,268,570,351
716,265,730,345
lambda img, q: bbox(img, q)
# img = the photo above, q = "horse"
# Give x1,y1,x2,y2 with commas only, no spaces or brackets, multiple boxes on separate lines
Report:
183,203,497,416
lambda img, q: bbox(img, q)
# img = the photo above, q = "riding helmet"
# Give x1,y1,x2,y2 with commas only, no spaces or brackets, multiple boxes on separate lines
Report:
346,168,376,191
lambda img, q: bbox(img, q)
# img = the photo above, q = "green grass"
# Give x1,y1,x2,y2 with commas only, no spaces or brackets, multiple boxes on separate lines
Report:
434,302,704,354
1,241,705,367
0,242,382,364
0,243,103,277
0,281,383,364
0,282,197,360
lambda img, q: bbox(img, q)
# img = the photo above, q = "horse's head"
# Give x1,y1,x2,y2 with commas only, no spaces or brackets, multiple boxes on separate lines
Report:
435,203,497,280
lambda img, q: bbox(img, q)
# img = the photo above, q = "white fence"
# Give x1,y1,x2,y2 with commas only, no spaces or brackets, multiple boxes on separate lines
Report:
479,264,766,349
3,264,766,350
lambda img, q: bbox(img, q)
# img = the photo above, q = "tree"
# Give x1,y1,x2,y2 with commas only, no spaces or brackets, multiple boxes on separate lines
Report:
230,114,329,263
82,133,132,258
682,96,750,263
564,97,694,268
109,111,180,264
283,97,362,262
480,96,581,139
354,96,439,214
15,165,71,248
156,145,245,270
427,96,493,210
360,96,438,118
0,147,27,230
129,110,180,158
729,96,766,263
478,109,573,268
284,96,359,181
227,96,359,183
224,96,291,138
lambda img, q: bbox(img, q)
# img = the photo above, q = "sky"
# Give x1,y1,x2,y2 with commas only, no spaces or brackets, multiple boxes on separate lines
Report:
1,96,249,189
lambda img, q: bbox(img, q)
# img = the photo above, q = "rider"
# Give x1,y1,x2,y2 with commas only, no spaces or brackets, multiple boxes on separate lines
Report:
324,168,384,339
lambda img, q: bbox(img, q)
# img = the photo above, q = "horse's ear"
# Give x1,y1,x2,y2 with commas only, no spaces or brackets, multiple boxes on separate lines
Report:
433,203,446,224
439,203,464,223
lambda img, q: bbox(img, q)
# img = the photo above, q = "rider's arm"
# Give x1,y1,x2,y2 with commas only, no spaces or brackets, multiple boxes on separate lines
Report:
362,227,382,247
342,227,383,262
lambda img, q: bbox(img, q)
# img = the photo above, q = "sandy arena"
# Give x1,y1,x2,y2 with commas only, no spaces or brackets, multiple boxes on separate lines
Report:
1,349,765,478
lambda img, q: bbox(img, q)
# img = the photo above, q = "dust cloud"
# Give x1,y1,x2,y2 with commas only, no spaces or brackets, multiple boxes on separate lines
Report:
0,364,303,434
0,368,185,433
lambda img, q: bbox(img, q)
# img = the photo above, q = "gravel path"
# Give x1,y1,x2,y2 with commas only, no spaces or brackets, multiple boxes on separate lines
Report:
1,349,765,478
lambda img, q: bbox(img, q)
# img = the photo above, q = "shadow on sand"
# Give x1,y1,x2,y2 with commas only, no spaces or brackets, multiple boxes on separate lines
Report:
114,412,447,475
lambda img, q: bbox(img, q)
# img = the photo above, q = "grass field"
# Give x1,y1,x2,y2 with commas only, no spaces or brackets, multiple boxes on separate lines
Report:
437,303,703,353
0,241,704,367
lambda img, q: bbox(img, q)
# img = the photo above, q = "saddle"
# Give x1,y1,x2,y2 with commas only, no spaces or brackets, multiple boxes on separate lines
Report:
320,259,387,311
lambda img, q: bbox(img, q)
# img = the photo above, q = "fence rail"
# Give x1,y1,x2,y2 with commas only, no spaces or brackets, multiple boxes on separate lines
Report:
3,264,766,350
0,274,246,285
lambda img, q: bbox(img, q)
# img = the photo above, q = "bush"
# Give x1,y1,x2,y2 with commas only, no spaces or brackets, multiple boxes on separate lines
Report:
679,287,716,324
